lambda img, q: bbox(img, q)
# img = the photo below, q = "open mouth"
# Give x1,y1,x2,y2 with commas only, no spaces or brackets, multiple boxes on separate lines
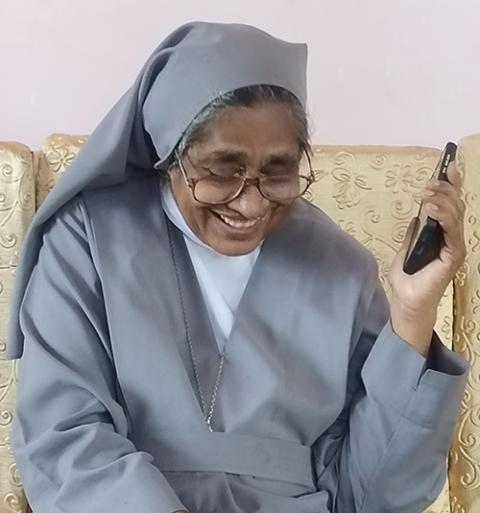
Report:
211,211,264,231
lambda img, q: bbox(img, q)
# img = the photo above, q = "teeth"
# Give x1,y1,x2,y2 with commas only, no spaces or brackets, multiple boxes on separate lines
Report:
218,214,259,229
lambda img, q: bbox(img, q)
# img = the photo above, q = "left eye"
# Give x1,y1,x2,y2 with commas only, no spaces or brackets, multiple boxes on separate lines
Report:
262,167,295,177
207,166,243,177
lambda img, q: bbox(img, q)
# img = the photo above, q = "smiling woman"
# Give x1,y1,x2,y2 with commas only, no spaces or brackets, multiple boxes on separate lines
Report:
167,90,314,255
7,21,468,513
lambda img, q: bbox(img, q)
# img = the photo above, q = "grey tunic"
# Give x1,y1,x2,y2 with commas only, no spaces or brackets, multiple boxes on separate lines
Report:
12,176,468,513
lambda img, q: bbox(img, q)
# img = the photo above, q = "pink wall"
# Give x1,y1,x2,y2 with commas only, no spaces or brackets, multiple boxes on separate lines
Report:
1,0,479,149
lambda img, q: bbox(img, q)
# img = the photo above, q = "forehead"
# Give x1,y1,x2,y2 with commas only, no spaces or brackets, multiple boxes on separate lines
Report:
192,103,300,157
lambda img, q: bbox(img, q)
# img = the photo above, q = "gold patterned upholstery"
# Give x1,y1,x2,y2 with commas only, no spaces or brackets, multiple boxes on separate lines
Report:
35,134,87,209
0,133,479,512
0,142,34,513
449,135,480,513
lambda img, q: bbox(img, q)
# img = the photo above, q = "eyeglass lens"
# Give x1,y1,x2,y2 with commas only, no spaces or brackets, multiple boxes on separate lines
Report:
193,174,310,203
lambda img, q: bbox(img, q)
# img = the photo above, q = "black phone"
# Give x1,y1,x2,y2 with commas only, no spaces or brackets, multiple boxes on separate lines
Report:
403,141,457,275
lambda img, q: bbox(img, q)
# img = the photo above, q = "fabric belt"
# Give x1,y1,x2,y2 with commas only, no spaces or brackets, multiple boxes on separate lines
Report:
147,431,315,488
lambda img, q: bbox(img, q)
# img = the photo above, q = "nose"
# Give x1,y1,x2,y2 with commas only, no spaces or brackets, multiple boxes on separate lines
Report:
227,181,271,218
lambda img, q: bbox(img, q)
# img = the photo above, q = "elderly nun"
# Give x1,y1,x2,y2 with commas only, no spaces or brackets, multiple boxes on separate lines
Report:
8,21,468,513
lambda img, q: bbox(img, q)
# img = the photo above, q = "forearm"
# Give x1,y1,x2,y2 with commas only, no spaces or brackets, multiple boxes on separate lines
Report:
13,350,186,513
316,322,468,513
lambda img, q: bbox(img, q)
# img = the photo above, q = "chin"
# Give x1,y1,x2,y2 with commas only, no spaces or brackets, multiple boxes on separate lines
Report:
208,238,262,256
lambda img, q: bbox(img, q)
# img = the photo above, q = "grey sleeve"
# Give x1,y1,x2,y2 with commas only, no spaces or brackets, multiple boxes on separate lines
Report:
313,272,469,513
11,198,186,513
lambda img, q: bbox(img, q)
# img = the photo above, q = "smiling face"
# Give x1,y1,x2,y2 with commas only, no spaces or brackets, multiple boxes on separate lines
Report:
169,103,302,256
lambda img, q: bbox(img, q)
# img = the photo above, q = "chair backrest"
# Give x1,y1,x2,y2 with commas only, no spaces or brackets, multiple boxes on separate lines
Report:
1,133,479,513
0,141,35,513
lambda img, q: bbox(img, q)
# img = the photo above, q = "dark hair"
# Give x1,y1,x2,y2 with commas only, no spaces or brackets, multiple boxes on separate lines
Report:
173,85,311,160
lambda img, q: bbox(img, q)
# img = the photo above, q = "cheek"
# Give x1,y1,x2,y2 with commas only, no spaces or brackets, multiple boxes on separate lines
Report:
183,203,214,238
196,207,216,231
266,203,293,232
169,174,207,230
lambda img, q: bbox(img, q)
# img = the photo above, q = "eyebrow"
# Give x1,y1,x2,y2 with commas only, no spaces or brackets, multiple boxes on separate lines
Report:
199,149,300,167
201,150,248,164
265,153,301,167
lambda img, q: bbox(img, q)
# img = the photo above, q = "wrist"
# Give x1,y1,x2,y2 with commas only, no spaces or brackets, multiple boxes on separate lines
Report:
390,300,436,357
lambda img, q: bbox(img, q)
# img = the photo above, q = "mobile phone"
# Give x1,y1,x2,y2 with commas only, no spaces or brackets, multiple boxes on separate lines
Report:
403,141,457,275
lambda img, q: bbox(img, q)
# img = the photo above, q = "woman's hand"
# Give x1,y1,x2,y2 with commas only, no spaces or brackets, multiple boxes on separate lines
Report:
388,162,466,357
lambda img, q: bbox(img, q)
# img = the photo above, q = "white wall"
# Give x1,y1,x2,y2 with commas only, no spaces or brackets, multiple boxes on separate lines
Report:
1,0,479,149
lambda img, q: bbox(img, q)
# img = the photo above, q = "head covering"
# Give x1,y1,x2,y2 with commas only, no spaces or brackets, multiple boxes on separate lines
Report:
7,21,307,359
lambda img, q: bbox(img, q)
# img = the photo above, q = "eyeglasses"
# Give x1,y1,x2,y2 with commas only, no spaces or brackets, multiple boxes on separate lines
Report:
175,150,315,205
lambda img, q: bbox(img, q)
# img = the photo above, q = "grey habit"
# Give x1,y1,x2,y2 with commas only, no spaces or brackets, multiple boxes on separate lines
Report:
8,22,469,513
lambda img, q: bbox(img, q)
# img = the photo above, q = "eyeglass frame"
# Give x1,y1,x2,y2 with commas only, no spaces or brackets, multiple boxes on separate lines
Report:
172,149,316,205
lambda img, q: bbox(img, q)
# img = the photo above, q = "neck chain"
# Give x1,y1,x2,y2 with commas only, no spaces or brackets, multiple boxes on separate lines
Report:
167,220,226,432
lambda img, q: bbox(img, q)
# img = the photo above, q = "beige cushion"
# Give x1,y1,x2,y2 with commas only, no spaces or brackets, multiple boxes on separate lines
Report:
0,142,34,513
448,134,480,513
35,134,87,208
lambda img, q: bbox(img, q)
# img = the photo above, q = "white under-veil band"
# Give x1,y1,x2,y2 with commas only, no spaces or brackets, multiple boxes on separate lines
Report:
7,21,307,359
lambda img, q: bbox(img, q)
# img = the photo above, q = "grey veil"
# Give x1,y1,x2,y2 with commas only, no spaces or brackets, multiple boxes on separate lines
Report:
6,21,307,359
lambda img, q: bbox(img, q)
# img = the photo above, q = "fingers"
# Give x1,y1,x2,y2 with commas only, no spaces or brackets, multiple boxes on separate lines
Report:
424,200,463,245
446,161,462,190
421,178,465,222
420,179,466,265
